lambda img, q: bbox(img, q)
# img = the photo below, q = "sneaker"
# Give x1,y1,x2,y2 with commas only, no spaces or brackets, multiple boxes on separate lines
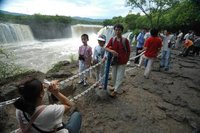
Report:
98,85,103,89
78,80,84,84
83,81,88,86
136,64,141,67
164,68,169,71
159,65,164,68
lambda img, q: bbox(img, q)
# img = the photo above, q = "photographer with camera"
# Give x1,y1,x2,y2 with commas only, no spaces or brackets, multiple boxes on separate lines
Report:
14,77,82,133
78,34,92,86
105,24,130,97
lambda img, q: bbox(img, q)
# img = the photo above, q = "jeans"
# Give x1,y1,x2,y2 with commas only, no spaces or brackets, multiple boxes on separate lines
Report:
160,50,170,69
65,112,82,133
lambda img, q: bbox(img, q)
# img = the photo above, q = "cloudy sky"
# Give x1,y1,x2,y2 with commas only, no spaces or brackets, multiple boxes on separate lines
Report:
0,0,139,19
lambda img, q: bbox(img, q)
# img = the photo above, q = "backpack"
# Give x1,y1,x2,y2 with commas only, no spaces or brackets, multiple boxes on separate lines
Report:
112,36,128,53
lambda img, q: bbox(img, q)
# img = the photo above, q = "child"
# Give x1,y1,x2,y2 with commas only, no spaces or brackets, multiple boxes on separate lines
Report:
93,34,106,89
78,34,92,86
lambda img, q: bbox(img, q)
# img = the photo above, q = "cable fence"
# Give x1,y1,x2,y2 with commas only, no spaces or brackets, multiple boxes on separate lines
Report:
0,51,149,107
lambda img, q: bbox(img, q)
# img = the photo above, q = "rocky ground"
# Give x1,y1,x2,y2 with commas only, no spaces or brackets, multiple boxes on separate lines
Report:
0,49,200,133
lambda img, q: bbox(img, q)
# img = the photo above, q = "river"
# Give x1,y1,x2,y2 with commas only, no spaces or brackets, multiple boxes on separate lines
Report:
2,34,99,73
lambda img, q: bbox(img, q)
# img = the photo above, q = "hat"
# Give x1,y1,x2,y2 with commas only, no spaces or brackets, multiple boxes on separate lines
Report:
97,34,106,42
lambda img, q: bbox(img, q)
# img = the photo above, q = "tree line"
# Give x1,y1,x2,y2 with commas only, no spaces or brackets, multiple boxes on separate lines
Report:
103,0,200,35
0,13,102,25
1,0,199,35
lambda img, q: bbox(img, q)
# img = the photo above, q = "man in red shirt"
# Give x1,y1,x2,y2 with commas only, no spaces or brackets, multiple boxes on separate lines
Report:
138,28,162,78
105,24,130,97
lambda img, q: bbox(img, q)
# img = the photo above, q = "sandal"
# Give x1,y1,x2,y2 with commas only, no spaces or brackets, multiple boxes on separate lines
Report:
109,87,115,91
110,91,117,97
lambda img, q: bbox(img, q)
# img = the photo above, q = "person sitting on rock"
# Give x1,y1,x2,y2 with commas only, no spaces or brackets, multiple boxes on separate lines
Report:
14,77,82,133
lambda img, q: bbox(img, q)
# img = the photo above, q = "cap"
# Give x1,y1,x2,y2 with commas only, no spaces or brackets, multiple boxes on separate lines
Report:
97,34,106,42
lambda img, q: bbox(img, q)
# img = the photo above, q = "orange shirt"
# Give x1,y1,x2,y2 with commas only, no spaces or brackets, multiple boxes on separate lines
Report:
184,39,193,48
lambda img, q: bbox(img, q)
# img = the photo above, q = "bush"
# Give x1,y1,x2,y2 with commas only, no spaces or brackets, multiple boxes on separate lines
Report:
0,46,26,81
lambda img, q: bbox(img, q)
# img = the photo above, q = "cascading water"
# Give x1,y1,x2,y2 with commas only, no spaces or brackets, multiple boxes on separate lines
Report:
98,26,134,44
97,26,115,44
0,23,34,44
0,23,133,73
0,23,102,73
71,24,102,38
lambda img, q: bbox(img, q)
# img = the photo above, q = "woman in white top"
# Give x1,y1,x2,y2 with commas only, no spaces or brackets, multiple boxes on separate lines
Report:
14,78,82,133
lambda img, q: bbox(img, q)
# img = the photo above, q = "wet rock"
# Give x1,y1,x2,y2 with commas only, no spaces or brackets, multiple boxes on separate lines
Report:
162,94,187,107
0,107,8,131
47,70,73,78
0,85,18,102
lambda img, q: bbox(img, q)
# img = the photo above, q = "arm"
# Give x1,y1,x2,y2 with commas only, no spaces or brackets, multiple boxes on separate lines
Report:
105,38,118,56
48,81,74,114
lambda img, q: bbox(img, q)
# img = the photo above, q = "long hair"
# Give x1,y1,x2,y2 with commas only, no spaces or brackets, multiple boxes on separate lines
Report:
14,78,43,115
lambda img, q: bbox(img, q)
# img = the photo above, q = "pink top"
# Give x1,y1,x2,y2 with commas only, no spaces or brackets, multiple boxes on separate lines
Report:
78,45,92,66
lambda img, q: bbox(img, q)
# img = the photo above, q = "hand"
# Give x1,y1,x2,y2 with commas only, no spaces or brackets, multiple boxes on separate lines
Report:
112,50,118,56
93,59,98,65
102,58,106,63
48,80,59,94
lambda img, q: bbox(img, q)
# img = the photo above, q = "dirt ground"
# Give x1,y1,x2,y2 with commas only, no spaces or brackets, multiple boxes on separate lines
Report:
0,49,200,133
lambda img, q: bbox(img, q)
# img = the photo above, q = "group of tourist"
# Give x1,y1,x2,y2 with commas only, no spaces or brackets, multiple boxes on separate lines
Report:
13,24,131,133
136,28,200,79
13,23,200,132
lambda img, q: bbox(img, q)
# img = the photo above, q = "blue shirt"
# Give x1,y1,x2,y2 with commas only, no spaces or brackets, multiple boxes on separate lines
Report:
136,32,145,48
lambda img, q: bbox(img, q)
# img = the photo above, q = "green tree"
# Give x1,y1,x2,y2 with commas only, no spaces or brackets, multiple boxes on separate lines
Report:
126,0,179,28
124,13,140,30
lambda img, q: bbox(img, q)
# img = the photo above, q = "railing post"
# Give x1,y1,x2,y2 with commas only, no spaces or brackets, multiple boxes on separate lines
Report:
104,52,112,90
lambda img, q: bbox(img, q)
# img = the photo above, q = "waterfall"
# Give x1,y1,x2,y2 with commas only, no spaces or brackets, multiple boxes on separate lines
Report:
98,26,134,44
122,31,134,44
0,23,34,44
97,26,115,44
71,24,103,38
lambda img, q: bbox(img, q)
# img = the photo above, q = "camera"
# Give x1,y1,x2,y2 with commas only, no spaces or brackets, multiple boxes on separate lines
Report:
79,54,85,61
43,79,51,88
